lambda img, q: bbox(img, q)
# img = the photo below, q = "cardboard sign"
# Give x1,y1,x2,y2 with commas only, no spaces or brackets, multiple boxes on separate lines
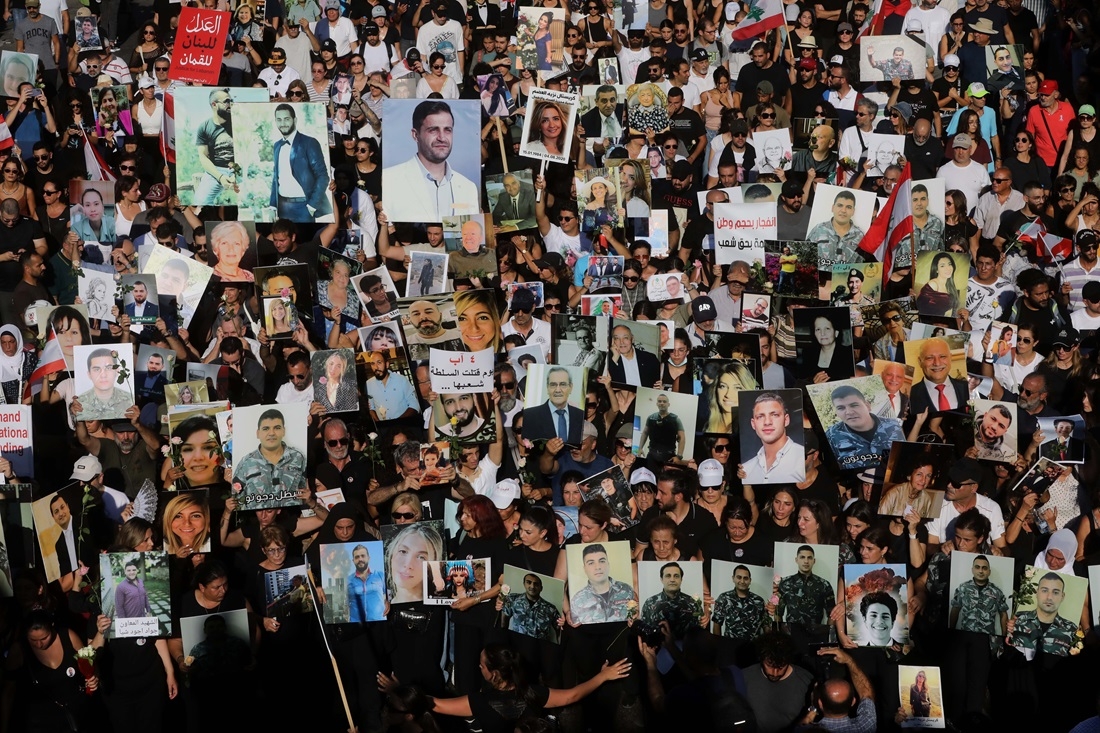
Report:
713,202,776,266
429,348,495,394
0,406,33,478
169,8,230,85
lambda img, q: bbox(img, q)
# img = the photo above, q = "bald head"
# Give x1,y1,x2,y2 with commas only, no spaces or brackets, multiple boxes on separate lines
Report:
821,678,855,716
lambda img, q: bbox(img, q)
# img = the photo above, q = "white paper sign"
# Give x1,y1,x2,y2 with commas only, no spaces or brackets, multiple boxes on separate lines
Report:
429,348,495,394
114,616,161,639
0,406,33,478
713,202,777,266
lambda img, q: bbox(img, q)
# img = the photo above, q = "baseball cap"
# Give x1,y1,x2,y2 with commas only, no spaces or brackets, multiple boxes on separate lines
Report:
838,22,854,33
24,0,40,7
942,54,960,68
137,75,155,89
730,118,749,135
692,296,717,322
1051,327,1080,348
690,48,708,62
630,467,656,487
967,82,989,98
371,4,388,16
1080,104,1096,116
697,459,724,487
534,251,565,271
1077,229,1100,250
756,80,773,95
324,0,341,9
781,180,802,198
365,23,379,34
433,0,449,13
670,159,693,180
581,421,599,440
405,47,421,63
828,55,845,67
904,19,923,33
952,133,972,148
110,420,138,433
798,58,818,71
320,39,337,52
71,455,103,482
947,458,982,487
267,50,286,63
510,287,536,312
1038,79,1058,95
489,479,520,509
75,6,92,17
1083,280,1100,303
145,183,171,202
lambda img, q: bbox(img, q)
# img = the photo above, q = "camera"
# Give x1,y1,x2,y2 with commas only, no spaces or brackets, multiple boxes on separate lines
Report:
633,620,664,648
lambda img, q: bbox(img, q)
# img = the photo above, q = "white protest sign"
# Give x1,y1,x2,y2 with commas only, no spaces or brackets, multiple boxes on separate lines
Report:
0,406,33,478
114,616,161,639
713,202,777,266
429,348,495,394
518,87,579,165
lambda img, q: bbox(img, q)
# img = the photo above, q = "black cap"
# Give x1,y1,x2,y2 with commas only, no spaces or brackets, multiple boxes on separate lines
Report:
847,268,864,281
671,159,694,180
534,251,565,271
320,39,337,52
1051,327,1080,347
948,458,983,487
405,47,421,62
510,287,536,312
1076,228,1099,250
781,180,802,198
365,23,379,34
690,48,709,62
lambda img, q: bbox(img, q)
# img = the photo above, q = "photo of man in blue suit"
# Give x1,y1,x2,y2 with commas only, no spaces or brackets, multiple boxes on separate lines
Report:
270,104,333,222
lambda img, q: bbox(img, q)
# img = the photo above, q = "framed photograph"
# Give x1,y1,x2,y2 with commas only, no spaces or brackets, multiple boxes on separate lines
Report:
863,133,906,177
357,321,405,352
319,540,386,623
985,44,1025,86
262,295,299,340
1009,566,1087,659
898,665,946,729
607,318,661,385
516,8,567,73
74,14,103,50
579,465,638,529
424,558,491,606
518,87,578,164
565,540,634,625
419,442,451,486
230,402,310,509
381,99,482,222
407,251,449,297
876,442,951,518
119,275,159,324
632,387,698,463
985,321,1017,365
579,255,625,293
645,272,687,303
580,294,621,317
522,364,587,444
158,486,214,555
636,560,705,637
98,551,172,638
500,565,565,643
903,336,969,385
972,399,1018,463
72,344,135,421
773,542,839,627
363,347,419,423
180,609,250,671
265,563,314,616
709,560,772,641
913,251,969,319
737,389,806,485
552,314,608,373
1037,415,1086,464
805,375,904,471
553,506,579,542
381,520,445,604
946,551,1014,635
205,220,258,284
352,266,401,324
843,563,909,647
311,348,359,413
478,73,514,116
828,263,882,311
860,35,926,82
486,170,537,232
69,180,116,247
575,167,624,233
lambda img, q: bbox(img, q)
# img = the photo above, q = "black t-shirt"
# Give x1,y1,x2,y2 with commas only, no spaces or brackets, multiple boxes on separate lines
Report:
735,62,790,112
635,504,719,558
0,218,43,289
505,543,560,578
468,684,551,733
699,529,774,574
668,108,706,152
932,75,963,108
896,87,939,123
790,81,829,119
997,210,1053,244
795,471,840,516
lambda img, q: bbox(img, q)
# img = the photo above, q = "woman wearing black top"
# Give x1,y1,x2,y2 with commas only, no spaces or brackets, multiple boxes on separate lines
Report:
9,611,98,733
700,498,773,574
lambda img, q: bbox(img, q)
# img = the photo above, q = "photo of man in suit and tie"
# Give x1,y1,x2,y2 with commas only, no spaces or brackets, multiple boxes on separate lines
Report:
1040,418,1086,463
123,279,158,324
490,172,537,228
523,365,585,445
270,104,333,222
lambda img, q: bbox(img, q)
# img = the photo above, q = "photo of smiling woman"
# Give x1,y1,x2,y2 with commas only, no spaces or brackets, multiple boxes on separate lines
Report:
382,520,445,604
914,251,967,318
165,415,225,490
161,489,212,557
454,289,502,353
793,307,855,383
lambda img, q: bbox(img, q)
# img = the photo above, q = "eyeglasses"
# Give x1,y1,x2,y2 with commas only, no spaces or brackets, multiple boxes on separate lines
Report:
119,164,135,171
885,315,904,323
155,65,169,71
42,188,59,195
431,63,446,69
326,437,350,447
264,546,287,555
287,90,306,97
559,215,575,222
391,511,417,521
991,177,1010,183
713,443,730,453
1017,337,1034,343
1060,187,1076,194
289,373,309,381
351,60,364,66
624,275,640,282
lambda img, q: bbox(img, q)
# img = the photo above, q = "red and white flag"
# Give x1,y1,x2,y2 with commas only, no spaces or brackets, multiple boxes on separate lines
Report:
25,326,66,399
732,0,785,40
82,127,117,182
856,162,914,275
161,91,176,165
1039,231,1072,264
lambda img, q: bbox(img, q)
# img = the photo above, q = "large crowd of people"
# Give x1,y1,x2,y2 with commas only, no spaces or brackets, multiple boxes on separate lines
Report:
0,0,1099,732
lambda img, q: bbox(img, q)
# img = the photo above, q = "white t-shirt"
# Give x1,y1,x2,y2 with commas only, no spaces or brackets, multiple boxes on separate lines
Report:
928,494,1005,543
1072,308,1100,332
616,46,649,86
416,19,466,84
936,160,989,217
907,6,951,63
276,380,316,404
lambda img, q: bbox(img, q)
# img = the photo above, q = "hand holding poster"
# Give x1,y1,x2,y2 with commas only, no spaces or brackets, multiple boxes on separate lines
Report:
169,8,231,85
429,348,495,393
519,87,578,165
712,202,776,266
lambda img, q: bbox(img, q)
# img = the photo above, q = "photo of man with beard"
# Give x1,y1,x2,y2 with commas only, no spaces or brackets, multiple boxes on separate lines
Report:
435,393,487,439
403,298,464,360
364,351,419,423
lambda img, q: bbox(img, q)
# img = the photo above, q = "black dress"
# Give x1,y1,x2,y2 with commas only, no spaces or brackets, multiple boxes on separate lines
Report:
18,627,99,733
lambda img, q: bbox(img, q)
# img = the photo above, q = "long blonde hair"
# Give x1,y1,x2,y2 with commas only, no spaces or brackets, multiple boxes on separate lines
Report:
161,492,210,555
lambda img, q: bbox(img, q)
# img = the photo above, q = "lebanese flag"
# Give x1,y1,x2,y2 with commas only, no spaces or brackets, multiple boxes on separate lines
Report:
24,327,66,399
856,162,914,275
0,120,12,153
732,0,785,40
161,92,176,165
859,0,909,37
1039,231,1072,263
82,127,117,182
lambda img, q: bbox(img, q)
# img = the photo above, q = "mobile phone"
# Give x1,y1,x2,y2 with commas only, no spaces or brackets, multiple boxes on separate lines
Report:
29,89,42,98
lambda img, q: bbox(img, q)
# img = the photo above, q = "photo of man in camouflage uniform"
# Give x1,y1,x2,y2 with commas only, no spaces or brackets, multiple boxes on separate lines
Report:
569,543,634,624
235,408,308,509
868,46,915,80
1009,572,1079,658
949,554,1009,634
778,546,835,626
825,385,904,470
501,573,563,642
640,562,702,639
711,565,769,640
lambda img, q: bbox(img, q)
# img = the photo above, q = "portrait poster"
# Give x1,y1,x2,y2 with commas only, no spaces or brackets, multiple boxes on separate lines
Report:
478,73,514,117
319,540,386,624
518,87,578,165
753,128,793,174
99,551,172,639
862,133,906,177
772,542,839,627
565,540,634,625
739,293,772,330
419,442,451,486
646,209,670,257
318,246,363,284
793,307,855,381
431,392,497,445
636,560,705,634
946,551,1015,635
264,563,314,616
515,8,566,74
357,321,405,353
608,317,661,371
504,282,544,312
381,520,445,604
139,245,214,329
985,43,1024,78
0,51,37,99
737,389,806,485
230,402,310,510
32,303,89,343
551,314,608,374
632,387,698,463
89,85,128,132
1087,565,1100,628
262,295,299,340
31,485,86,583
967,373,994,400
397,294,463,361
255,262,314,324
407,251,449,297
596,57,620,85
180,608,250,672
158,485,214,554
553,506,579,542
972,399,1018,463
72,344,135,422
876,442,951,518
645,272,688,303
164,379,211,407
522,363,586,443
74,14,103,50
424,558,491,606
69,180,116,248
443,214,498,281
860,35,926,82
580,294,621,317
76,269,118,324
843,563,909,647
903,337,969,384
806,184,877,272
0,405,33,479
575,167,624,233
311,349,359,413
429,347,494,394
228,102,334,223
1036,415,1086,465
709,561,773,639
578,465,638,529
695,358,761,435
1010,566,1087,660
828,262,882,309
711,201,775,267
898,665,946,729
913,251,969,319
500,565,565,644
485,170,538,232
352,266,401,324
381,98,482,223
170,86,269,207
806,375,902,471
985,320,1017,365
205,220,258,284
118,274,159,325
766,241,818,297
169,7,231,85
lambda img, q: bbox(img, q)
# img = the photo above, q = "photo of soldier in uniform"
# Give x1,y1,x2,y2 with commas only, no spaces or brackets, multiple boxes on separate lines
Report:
636,560,705,640
1008,567,1087,660
946,551,1015,636
499,565,565,643
806,376,904,471
709,560,772,642
231,403,310,510
772,542,839,627
565,540,634,625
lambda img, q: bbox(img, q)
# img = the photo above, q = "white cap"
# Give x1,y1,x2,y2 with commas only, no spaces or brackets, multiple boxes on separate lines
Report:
490,479,520,509
829,55,846,67
71,455,103,482
943,53,960,67
630,467,656,486
23,299,49,326
698,459,724,487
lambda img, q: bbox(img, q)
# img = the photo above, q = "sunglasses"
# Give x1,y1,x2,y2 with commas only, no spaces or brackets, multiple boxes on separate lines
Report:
1017,337,1033,343
42,188,59,195
839,29,853,34
431,64,446,69
155,66,169,71
885,314,904,323
391,511,417,521
1015,137,1030,143
713,443,730,452
287,90,306,97
586,401,598,409
559,215,575,222
326,437,350,447
616,441,631,450
944,66,958,72
1060,187,1076,194
119,164,135,171
498,381,516,390
143,30,156,35
351,60,364,65
356,146,370,153
545,303,561,310
760,112,775,119
1082,114,1096,120
624,275,640,282
728,279,749,287
732,131,747,138
991,177,1010,183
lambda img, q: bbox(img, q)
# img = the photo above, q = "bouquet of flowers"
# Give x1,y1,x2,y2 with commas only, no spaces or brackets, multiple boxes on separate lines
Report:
74,646,98,695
